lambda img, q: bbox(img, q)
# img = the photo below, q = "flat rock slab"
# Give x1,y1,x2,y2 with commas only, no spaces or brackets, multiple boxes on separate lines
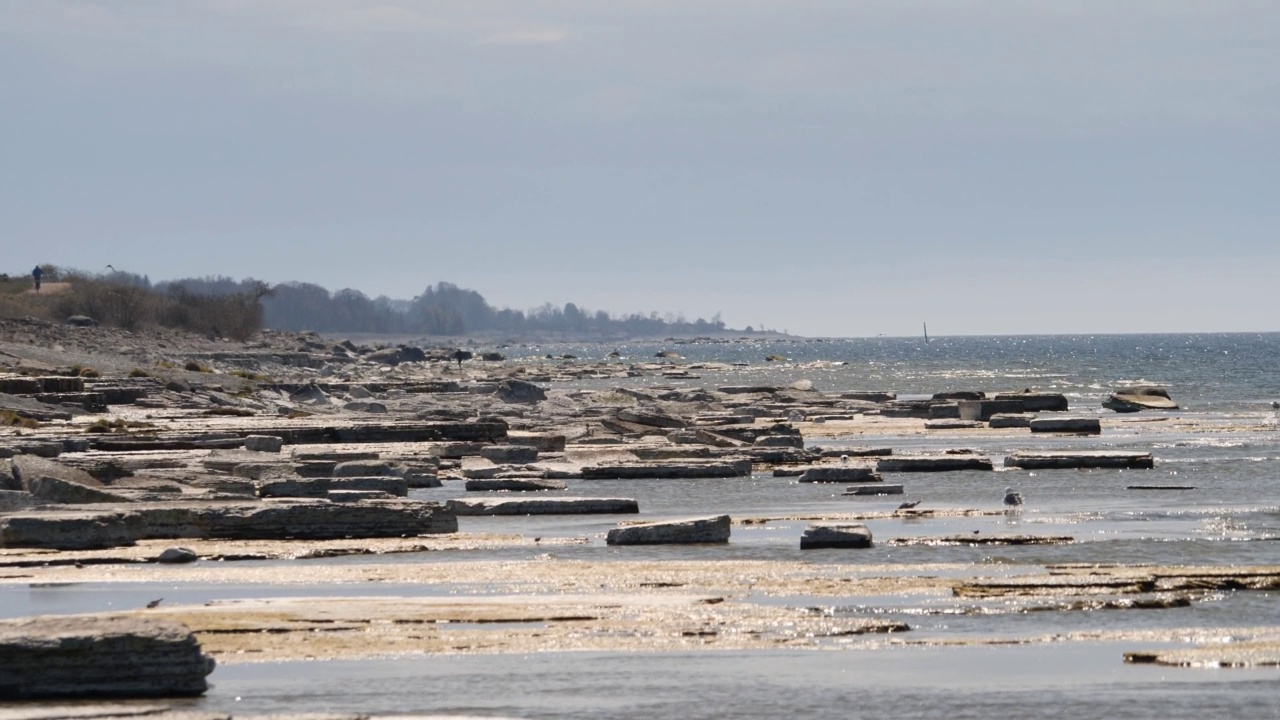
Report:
1029,417,1102,434
924,419,983,430
888,535,1075,547
606,514,731,545
800,523,873,549
988,413,1033,428
447,496,639,516
465,478,569,492
876,457,994,472
0,615,215,699
798,466,880,483
0,500,457,549
842,484,904,496
1005,451,1154,469
581,460,751,479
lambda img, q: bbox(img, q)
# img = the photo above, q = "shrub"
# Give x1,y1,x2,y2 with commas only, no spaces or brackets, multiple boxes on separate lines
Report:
1,410,40,429
128,368,152,378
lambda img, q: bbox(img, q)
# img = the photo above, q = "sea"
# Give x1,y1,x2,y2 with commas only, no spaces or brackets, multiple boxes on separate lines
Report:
5,333,1280,718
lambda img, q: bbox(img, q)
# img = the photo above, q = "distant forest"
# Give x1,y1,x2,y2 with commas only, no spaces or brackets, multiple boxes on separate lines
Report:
80,270,734,339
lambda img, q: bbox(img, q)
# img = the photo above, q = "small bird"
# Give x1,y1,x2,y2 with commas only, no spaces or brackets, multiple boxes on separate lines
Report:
1003,487,1024,507
146,598,163,609
896,500,921,512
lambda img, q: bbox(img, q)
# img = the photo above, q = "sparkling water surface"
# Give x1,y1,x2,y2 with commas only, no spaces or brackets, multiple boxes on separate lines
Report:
6,333,1280,717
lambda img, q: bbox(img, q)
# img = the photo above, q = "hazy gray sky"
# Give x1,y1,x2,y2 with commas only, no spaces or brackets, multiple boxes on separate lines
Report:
3,1,1277,336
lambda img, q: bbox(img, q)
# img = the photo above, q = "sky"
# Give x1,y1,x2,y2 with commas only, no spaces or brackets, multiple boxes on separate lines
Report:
2,1,1278,337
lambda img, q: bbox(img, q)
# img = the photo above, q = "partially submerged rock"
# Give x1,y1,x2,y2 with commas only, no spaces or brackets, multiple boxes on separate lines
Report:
606,514,731,545
876,456,994,472
1029,417,1102,434
0,615,215,699
800,523,873,549
797,466,880,483
1103,386,1179,413
1005,450,1154,470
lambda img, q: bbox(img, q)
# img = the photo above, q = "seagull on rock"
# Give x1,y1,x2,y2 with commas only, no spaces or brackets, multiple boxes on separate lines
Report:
1003,487,1024,507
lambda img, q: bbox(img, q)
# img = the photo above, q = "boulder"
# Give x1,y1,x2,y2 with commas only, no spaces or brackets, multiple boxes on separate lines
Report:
332,460,401,477
243,435,284,453
800,523,874,549
0,615,215,699
288,383,330,405
157,546,198,564
496,379,546,404
1103,386,1178,412
480,445,540,464
606,514,731,545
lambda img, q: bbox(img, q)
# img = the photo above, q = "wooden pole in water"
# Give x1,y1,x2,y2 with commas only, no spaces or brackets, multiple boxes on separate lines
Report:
923,322,929,343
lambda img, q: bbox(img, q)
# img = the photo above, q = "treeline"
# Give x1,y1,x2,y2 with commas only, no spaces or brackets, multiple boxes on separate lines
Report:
171,277,729,338
1,266,267,341
14,267,731,339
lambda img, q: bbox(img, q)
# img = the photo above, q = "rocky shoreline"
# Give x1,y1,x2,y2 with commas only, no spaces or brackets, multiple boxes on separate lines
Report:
2,317,1278,711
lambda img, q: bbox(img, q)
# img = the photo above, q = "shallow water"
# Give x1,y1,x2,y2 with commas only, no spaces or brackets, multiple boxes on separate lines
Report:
182,646,1280,720
6,332,1280,716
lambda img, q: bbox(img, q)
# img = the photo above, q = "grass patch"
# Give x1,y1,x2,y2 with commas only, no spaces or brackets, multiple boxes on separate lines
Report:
0,410,41,429
84,418,154,433
183,360,210,373
70,364,101,378
128,368,152,378
230,369,268,381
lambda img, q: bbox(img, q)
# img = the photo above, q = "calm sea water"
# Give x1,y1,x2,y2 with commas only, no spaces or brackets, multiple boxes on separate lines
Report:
7,333,1280,718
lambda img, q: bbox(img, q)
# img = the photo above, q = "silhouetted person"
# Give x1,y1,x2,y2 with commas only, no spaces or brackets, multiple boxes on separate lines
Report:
31,266,42,292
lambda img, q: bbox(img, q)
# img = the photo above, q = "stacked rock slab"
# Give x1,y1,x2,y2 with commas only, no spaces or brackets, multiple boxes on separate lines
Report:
0,499,457,549
0,615,215,699
606,515,731,545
